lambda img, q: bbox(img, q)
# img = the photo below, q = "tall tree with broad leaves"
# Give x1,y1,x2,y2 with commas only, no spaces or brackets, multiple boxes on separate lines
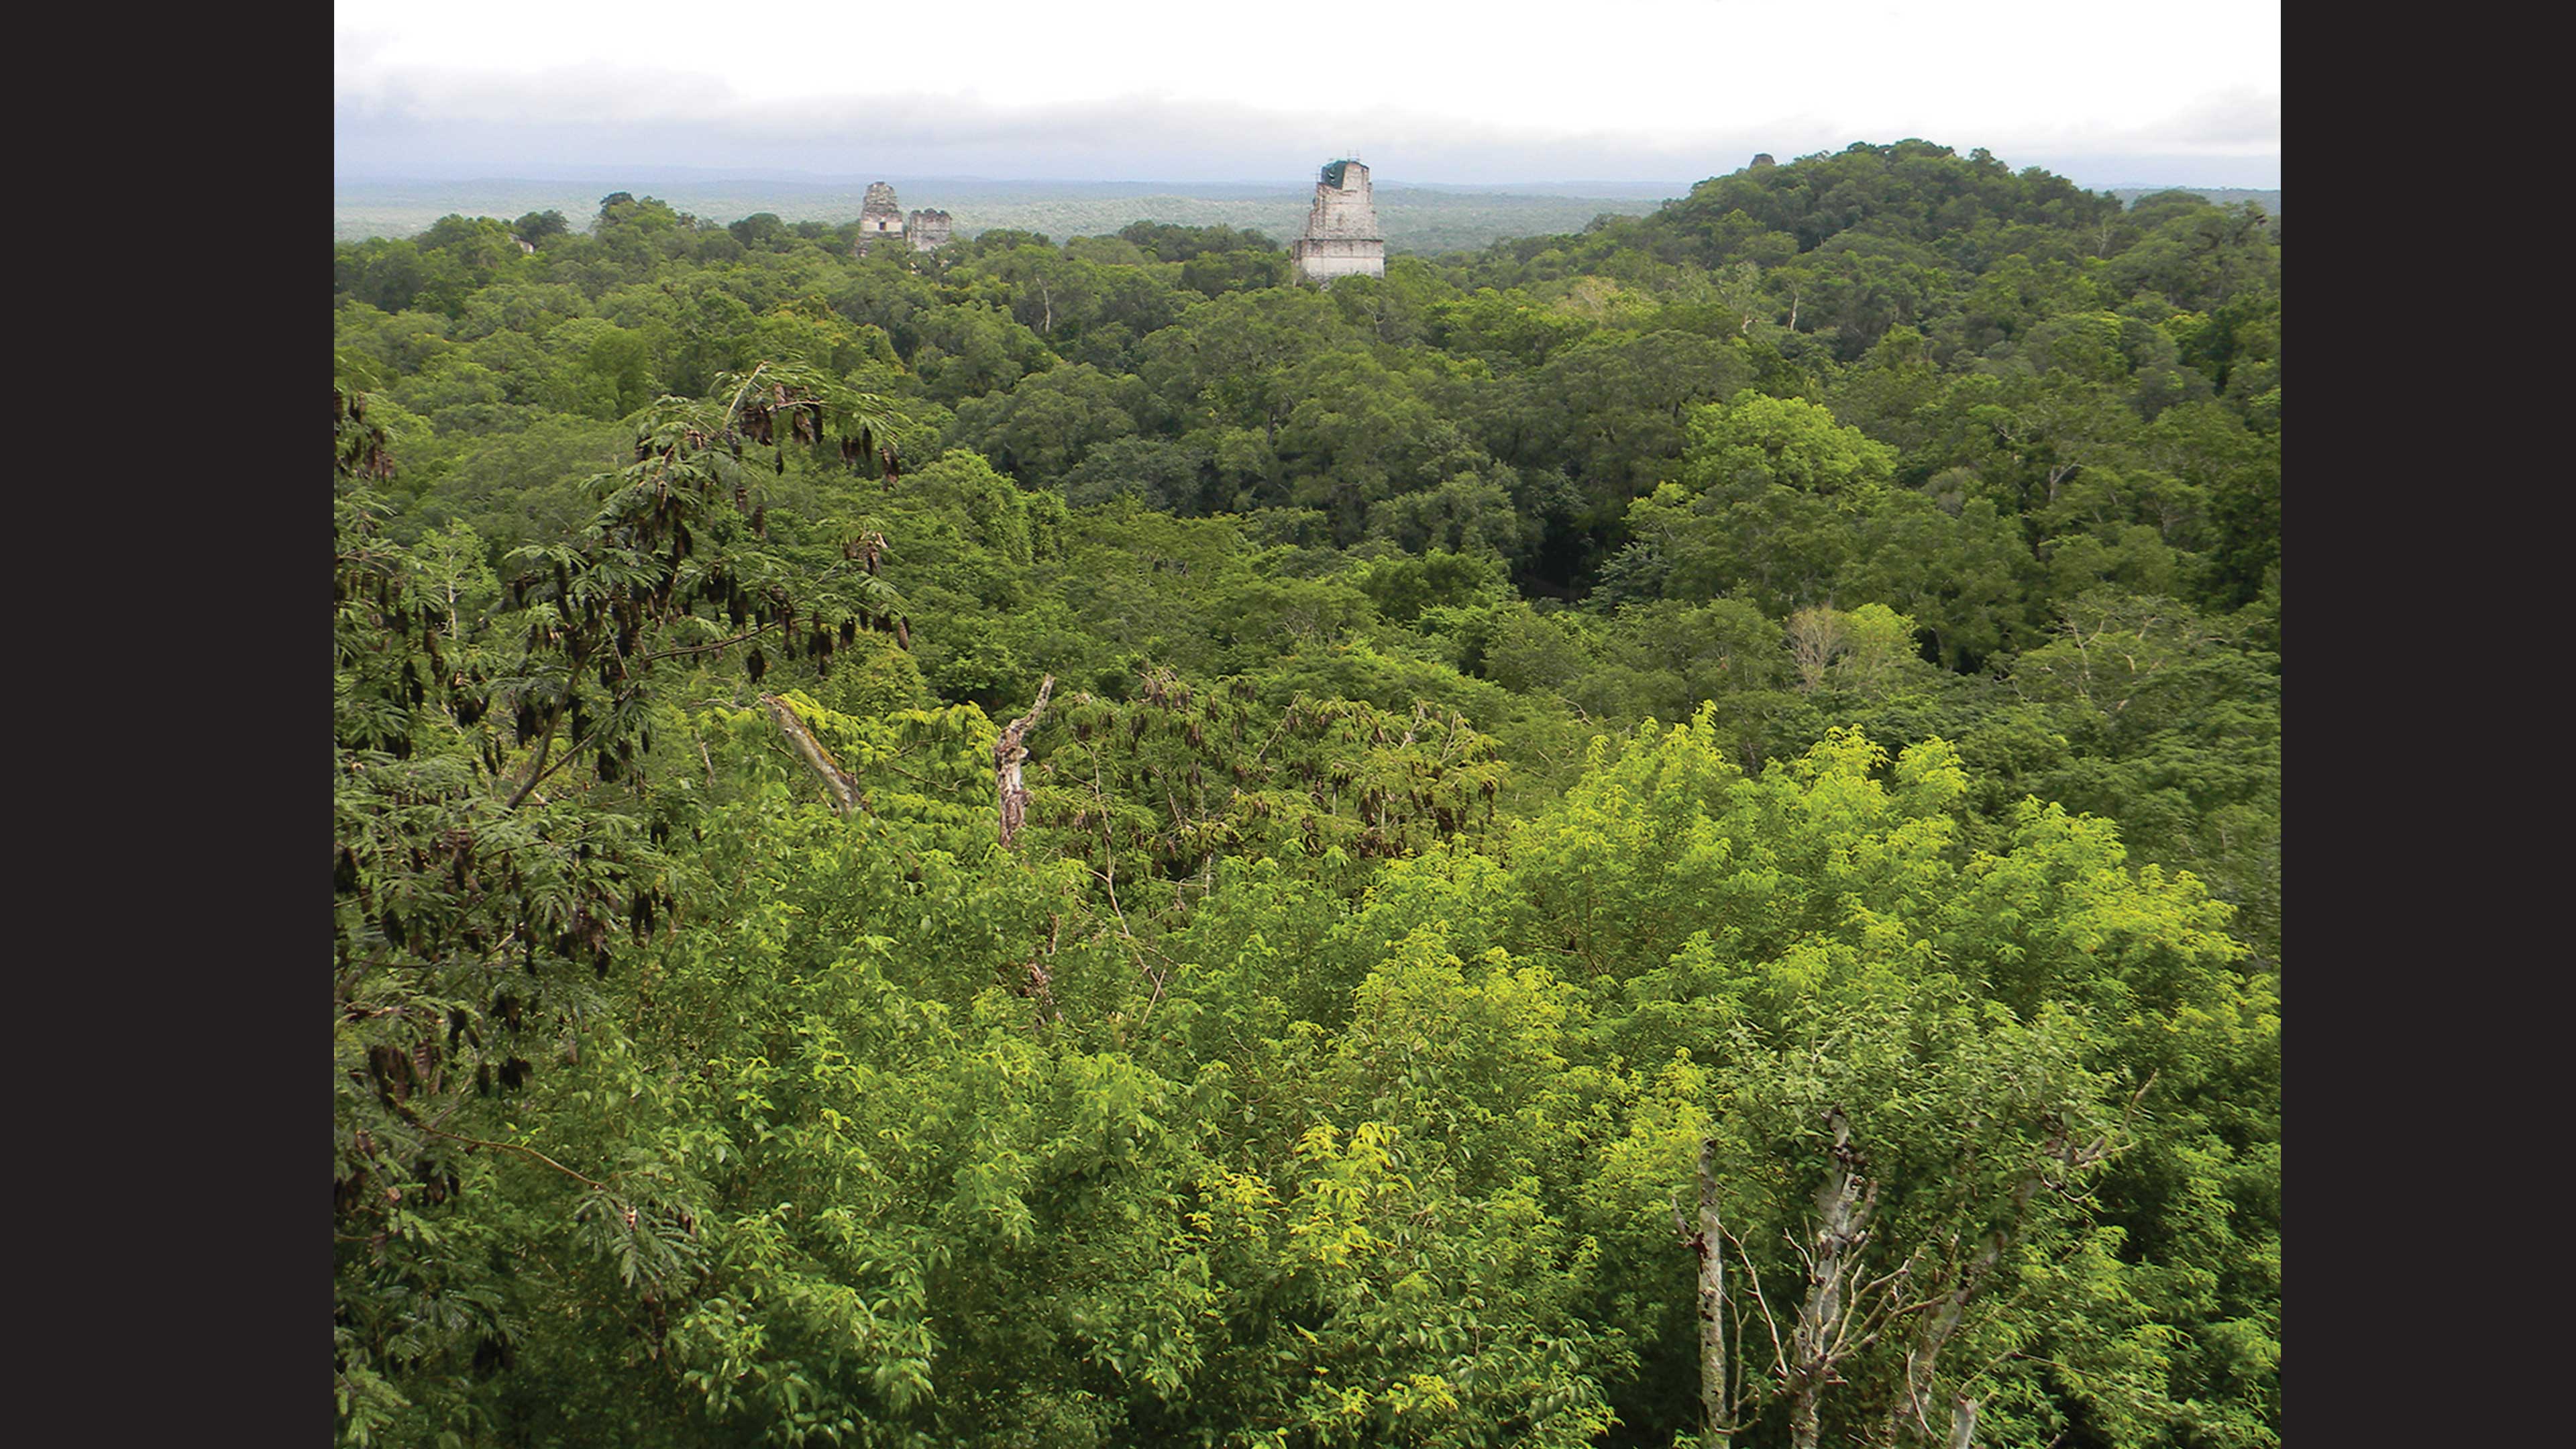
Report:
333,362,905,1444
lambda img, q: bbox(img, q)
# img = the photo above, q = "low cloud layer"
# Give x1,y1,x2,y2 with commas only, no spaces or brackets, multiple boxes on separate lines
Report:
337,0,2277,190
337,83,2278,189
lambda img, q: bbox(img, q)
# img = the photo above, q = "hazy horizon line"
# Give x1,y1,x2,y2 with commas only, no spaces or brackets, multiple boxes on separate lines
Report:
335,165,2279,196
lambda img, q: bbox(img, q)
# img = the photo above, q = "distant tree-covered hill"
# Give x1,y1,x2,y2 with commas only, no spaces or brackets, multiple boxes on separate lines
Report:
337,175,2277,255
2110,186,2279,213
333,178,1680,255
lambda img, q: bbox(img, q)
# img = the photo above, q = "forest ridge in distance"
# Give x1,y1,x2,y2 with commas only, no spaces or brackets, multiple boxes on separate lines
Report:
331,170,2282,252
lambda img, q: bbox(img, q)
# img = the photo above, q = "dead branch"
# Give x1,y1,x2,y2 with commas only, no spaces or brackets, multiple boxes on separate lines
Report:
1723,1218,1790,1396
996,675,1056,847
761,693,866,816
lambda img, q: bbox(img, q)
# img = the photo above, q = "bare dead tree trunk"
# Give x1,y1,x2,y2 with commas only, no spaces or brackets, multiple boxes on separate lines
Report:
1786,1108,1882,1449
762,694,865,816
996,675,1056,847
1695,1135,1731,1449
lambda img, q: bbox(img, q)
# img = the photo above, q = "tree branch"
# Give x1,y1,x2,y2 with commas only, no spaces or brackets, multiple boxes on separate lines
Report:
639,620,778,664
1724,1218,1790,1387
420,1124,607,1190
761,693,866,816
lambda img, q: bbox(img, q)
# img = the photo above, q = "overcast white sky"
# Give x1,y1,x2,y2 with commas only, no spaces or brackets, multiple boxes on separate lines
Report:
335,0,2280,189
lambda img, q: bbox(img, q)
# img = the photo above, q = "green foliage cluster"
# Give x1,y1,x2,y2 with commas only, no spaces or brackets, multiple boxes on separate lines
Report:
335,140,2279,1447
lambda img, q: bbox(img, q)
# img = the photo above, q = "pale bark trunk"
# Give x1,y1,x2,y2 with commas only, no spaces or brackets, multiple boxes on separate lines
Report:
1886,1226,2002,1446
996,675,1056,847
1696,1135,1730,1449
1787,1109,1875,1449
761,693,864,816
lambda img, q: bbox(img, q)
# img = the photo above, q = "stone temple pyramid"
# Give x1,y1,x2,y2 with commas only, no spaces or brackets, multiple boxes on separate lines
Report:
1291,159,1385,284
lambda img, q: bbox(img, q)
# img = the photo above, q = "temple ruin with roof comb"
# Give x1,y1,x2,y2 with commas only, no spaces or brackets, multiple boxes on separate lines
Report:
851,182,954,256
1291,159,1385,284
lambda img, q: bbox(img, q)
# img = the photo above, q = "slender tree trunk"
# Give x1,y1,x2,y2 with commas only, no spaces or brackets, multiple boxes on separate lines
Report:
1695,1135,1731,1449
761,693,865,816
1788,1109,1875,1449
996,675,1056,846
1892,1231,2004,1444
1947,1394,1978,1449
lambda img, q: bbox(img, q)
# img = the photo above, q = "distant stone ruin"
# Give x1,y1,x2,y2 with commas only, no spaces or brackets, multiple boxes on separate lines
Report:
906,209,953,250
1291,159,1385,284
852,183,955,256
853,182,906,255
1751,153,1776,168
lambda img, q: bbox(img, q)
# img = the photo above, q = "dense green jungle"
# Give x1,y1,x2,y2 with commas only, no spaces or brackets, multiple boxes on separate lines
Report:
334,138,2280,1448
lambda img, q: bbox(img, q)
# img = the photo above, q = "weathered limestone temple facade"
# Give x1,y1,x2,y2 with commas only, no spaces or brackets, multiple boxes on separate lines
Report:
852,184,955,256
1291,159,1385,284
853,182,906,255
906,208,953,250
